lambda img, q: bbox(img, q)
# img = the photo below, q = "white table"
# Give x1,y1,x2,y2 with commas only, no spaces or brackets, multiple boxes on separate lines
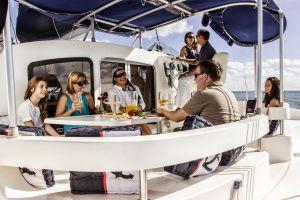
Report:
44,115,165,133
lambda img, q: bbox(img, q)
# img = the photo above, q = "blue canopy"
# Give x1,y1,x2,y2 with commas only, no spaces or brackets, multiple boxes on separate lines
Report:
14,0,286,46
204,2,287,46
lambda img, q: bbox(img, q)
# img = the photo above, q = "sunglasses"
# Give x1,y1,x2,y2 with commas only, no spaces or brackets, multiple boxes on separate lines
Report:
76,80,88,86
194,72,205,79
114,72,127,78
187,35,195,39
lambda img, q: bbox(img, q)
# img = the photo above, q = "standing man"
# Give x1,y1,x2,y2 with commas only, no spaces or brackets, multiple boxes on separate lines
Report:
196,29,216,63
157,60,240,125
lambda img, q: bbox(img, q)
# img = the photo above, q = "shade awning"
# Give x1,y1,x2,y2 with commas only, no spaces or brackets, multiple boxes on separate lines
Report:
204,1,287,46
14,0,286,45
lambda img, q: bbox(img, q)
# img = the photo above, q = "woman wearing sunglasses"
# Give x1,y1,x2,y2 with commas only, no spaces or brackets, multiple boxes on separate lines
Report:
175,32,198,108
108,66,145,112
180,32,198,65
56,71,97,133
108,66,151,135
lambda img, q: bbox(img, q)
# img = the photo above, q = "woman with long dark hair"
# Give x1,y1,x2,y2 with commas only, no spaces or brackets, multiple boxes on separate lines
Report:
263,77,280,107
108,66,145,112
263,77,280,135
108,66,151,135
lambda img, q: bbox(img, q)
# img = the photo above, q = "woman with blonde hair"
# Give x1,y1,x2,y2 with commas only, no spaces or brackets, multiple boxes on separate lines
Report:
17,76,59,136
56,71,97,132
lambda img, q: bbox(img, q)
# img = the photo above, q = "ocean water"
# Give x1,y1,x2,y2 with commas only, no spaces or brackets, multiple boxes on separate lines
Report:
233,91,300,109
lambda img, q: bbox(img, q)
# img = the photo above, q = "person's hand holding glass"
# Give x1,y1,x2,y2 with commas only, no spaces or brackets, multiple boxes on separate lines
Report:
158,91,175,111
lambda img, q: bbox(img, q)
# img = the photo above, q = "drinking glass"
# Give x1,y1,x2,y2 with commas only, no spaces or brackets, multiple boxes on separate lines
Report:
167,90,176,110
125,91,138,113
74,92,83,113
158,91,169,107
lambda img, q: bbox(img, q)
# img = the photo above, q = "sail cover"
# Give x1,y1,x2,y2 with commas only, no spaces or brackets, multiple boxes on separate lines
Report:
14,0,286,46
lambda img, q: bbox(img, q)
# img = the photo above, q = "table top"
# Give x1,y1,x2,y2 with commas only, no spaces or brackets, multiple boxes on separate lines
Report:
44,114,165,127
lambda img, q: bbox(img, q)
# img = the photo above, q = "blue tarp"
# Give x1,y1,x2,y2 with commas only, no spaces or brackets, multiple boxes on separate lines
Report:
14,0,286,46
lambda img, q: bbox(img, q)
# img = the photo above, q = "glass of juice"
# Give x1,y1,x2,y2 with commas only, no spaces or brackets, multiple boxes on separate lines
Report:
158,92,169,107
125,91,138,113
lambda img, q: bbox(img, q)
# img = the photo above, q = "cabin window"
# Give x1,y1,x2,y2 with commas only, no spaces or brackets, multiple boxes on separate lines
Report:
28,57,94,117
130,65,155,111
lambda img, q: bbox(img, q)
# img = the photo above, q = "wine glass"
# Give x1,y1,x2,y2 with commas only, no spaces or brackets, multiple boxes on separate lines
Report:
158,92,169,107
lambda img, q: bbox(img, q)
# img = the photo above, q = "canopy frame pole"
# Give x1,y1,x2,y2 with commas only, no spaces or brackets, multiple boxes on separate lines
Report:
279,11,284,104
279,10,285,135
83,26,91,41
138,31,143,49
3,1,19,136
139,169,148,200
256,0,263,114
91,16,96,42
75,0,122,25
254,45,258,98
131,35,139,47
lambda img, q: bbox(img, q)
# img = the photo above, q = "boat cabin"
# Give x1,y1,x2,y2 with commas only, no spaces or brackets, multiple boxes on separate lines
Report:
0,40,179,119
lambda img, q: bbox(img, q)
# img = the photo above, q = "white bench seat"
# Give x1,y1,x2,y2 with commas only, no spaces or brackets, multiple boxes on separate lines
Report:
1,150,270,200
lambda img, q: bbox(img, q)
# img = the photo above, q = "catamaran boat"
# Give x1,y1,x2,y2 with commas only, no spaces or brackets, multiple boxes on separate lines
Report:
1,0,300,199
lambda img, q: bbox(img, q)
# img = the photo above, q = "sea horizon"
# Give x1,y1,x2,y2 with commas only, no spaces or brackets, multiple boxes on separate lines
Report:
232,91,300,109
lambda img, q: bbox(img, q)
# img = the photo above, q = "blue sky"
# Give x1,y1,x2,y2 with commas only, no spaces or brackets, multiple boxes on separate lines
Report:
96,0,300,91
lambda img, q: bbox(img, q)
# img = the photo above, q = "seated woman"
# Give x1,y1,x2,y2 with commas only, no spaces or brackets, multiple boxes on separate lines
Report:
263,77,280,135
55,71,97,133
17,76,59,136
17,76,57,189
108,66,151,135
108,66,145,112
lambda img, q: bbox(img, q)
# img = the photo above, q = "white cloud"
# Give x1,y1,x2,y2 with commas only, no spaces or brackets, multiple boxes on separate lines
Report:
224,59,300,91
143,20,193,39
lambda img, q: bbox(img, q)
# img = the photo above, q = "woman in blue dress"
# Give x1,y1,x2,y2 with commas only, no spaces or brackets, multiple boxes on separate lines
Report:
55,71,97,133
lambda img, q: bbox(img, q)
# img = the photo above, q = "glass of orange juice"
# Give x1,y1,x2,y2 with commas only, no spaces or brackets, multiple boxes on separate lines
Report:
125,91,138,113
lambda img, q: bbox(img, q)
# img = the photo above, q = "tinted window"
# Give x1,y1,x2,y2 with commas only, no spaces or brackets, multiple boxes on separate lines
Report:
130,65,155,111
28,57,93,117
